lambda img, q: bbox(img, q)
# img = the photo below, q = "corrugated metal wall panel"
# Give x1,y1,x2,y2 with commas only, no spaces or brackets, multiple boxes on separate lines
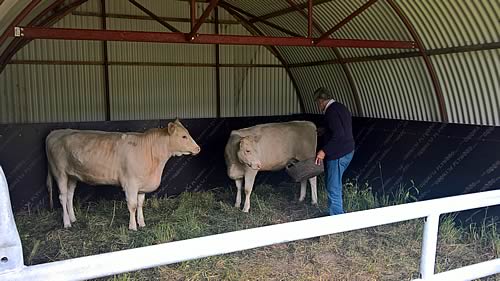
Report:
0,64,105,123
220,66,300,117
290,65,356,114
349,57,439,121
13,14,102,61
397,0,500,50
431,49,500,126
109,65,216,120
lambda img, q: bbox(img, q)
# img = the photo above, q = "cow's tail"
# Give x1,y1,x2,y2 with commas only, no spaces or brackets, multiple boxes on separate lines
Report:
47,167,54,210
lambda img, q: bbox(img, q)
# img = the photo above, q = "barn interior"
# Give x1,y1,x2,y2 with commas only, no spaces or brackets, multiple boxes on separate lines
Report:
0,0,498,222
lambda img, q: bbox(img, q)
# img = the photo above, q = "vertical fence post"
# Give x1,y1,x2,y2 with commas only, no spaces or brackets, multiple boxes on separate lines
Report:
420,214,440,279
0,166,24,275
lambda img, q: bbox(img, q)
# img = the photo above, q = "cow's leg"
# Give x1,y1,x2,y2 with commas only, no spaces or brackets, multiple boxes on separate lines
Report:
56,174,71,228
137,193,146,228
309,176,318,206
124,188,139,231
67,178,77,223
234,179,243,208
242,170,257,213
299,180,307,202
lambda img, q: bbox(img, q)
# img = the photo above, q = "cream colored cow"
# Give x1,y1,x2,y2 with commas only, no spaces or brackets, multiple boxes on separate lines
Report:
224,121,318,212
46,119,200,230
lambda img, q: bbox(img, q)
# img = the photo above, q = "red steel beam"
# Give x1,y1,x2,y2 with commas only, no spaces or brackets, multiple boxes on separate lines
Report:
14,26,416,49
316,0,378,44
188,0,219,39
387,0,448,122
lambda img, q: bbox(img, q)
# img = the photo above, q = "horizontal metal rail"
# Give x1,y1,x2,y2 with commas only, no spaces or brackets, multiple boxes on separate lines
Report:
0,166,498,281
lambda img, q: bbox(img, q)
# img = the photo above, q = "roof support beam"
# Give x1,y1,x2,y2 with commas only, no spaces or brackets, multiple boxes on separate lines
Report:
0,0,42,47
316,0,378,44
190,0,196,28
188,0,219,40
128,0,180,33
13,26,416,49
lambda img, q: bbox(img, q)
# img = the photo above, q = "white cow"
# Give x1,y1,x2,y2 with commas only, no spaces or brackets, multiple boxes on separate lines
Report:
46,119,200,230
224,121,318,212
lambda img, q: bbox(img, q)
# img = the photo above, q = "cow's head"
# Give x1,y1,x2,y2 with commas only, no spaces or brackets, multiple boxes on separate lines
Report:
237,135,262,170
167,119,201,156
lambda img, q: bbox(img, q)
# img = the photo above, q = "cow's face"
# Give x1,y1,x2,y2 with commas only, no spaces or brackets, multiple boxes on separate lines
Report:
168,119,201,156
237,136,262,170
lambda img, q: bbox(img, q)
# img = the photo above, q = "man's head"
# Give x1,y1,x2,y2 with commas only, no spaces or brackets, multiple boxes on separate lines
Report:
314,87,333,112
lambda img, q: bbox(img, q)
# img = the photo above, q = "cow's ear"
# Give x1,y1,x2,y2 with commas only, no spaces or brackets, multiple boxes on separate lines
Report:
238,137,246,148
175,118,181,124
168,122,176,134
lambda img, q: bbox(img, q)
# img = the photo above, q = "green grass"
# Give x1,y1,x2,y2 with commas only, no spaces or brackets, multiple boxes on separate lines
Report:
13,177,499,281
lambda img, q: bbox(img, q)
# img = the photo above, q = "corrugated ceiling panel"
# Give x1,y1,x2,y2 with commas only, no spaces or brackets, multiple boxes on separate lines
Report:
13,14,102,61
0,64,105,123
290,65,356,114
106,19,214,63
349,57,439,121
268,11,322,38
106,0,189,17
223,0,291,17
220,66,300,117
75,0,100,13
431,49,499,126
109,65,216,120
397,0,500,50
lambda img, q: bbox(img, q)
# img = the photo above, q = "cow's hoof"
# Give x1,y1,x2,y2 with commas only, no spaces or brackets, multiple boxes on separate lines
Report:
63,223,72,228
311,202,318,207
139,222,146,228
70,217,77,223
242,208,249,213
234,203,241,208
129,225,138,231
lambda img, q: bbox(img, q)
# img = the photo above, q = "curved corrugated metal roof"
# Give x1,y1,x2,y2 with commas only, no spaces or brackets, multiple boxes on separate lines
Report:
0,0,498,125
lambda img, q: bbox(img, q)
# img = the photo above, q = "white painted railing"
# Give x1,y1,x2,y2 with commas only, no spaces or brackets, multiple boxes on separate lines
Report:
0,166,499,281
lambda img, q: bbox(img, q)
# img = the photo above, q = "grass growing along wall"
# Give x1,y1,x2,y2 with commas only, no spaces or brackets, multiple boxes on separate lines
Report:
14,177,499,280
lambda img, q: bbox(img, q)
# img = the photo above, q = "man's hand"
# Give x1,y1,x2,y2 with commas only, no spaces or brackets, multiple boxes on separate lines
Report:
315,150,325,165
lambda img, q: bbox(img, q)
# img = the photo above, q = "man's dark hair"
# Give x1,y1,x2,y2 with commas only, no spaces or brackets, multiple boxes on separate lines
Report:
313,87,332,101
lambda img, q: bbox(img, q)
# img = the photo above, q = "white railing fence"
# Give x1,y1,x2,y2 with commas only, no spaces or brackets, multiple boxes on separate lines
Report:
0,166,499,281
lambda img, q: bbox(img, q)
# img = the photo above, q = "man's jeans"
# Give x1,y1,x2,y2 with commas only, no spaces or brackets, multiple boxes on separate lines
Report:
324,151,354,215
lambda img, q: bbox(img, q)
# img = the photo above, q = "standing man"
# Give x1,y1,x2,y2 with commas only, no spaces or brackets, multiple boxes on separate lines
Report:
314,87,355,215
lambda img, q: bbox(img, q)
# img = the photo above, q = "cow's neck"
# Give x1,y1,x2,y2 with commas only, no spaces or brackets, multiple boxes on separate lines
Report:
144,129,171,162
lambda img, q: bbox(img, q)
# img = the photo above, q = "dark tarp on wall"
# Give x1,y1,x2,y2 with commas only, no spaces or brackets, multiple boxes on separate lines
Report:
1,115,498,222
